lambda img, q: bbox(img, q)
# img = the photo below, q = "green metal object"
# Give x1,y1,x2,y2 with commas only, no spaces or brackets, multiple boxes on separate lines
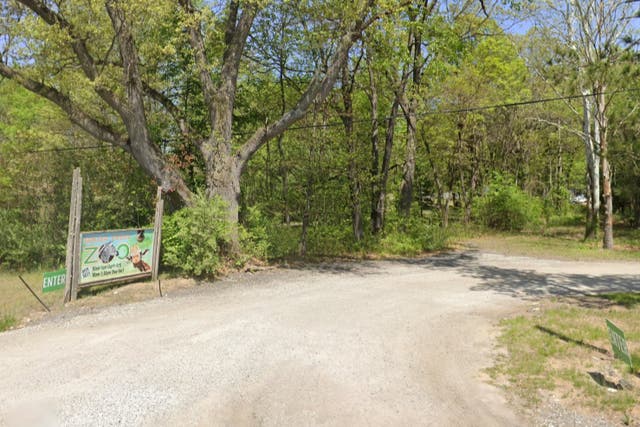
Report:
606,319,633,369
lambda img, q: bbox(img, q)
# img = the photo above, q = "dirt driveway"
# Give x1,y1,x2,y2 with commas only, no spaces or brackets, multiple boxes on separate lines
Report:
1,251,638,426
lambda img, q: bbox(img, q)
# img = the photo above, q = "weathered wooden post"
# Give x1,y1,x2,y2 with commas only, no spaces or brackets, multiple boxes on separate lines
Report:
151,187,163,282
63,168,82,303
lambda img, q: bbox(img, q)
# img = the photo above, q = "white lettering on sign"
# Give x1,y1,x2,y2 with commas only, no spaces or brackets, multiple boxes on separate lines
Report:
609,330,629,355
44,275,64,288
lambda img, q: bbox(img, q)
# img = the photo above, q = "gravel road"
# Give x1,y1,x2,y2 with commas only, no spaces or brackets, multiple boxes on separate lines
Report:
1,251,638,426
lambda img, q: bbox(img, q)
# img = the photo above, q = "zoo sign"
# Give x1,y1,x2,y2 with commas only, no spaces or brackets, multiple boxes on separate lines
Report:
79,228,155,285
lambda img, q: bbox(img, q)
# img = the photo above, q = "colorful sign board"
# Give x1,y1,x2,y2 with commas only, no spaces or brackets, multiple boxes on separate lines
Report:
43,269,66,293
606,319,633,369
79,228,154,285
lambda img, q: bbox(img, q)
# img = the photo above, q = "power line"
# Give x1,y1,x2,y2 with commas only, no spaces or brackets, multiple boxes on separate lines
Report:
7,87,640,154
5,144,111,155
252,87,640,134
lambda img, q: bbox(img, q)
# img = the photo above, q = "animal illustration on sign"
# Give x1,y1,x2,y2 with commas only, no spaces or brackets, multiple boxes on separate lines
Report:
127,244,150,272
98,242,118,263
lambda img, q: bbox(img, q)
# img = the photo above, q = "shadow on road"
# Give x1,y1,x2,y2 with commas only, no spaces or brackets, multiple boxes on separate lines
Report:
275,251,640,303
409,251,640,302
466,265,640,299
281,260,384,276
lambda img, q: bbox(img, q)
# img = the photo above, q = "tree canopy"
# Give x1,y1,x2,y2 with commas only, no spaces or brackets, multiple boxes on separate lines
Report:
2,0,640,270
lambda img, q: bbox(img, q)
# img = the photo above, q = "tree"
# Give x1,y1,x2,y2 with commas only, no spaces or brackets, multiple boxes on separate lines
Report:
533,0,638,248
0,80,156,269
0,0,404,249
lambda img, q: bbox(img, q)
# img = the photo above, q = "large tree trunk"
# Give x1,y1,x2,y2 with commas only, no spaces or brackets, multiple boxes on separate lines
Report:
583,92,600,240
372,100,400,233
596,87,614,249
602,154,614,249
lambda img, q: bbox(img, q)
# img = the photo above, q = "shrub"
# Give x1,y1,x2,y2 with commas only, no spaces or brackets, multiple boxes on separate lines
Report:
263,222,300,259
0,209,64,270
476,176,543,231
379,212,449,255
306,223,356,256
162,192,231,277
239,205,270,262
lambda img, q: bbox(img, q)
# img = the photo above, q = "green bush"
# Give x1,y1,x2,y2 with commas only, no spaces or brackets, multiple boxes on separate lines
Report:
162,192,231,277
379,212,449,255
261,223,299,259
239,205,270,262
306,223,356,256
476,176,543,231
0,209,64,270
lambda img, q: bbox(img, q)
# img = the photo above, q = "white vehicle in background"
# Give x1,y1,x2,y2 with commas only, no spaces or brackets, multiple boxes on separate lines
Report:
571,194,588,205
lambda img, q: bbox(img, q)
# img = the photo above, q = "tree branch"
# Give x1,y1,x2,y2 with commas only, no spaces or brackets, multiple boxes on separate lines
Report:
0,61,126,147
237,0,378,169
17,0,127,116
142,82,191,138
220,1,257,103
178,0,218,126
18,0,98,79
105,0,193,202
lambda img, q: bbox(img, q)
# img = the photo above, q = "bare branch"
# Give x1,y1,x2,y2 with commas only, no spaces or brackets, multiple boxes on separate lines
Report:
527,117,587,139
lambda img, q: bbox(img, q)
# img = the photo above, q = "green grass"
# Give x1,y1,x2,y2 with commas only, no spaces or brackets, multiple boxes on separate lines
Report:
466,222,640,262
0,314,16,332
491,298,640,422
0,270,64,331
598,293,640,308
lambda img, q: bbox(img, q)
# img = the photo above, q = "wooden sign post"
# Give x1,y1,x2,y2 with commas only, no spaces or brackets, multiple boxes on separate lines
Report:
151,187,164,282
63,171,163,303
64,168,82,303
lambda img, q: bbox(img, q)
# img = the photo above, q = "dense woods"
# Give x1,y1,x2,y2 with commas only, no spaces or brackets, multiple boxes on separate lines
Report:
2,0,640,272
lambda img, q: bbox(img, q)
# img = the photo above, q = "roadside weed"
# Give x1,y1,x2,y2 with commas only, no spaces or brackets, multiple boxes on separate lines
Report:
0,314,16,332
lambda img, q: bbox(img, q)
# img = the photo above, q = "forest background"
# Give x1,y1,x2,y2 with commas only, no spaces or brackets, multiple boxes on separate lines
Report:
2,0,640,276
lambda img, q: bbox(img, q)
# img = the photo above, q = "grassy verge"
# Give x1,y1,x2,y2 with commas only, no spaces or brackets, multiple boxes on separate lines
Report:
0,271,64,330
0,314,16,332
490,296,640,424
466,223,640,262
0,270,199,332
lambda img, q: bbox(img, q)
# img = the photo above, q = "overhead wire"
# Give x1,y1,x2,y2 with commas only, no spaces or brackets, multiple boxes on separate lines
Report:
6,87,640,155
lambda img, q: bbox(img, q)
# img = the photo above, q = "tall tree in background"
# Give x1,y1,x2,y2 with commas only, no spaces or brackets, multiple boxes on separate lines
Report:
535,0,637,248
